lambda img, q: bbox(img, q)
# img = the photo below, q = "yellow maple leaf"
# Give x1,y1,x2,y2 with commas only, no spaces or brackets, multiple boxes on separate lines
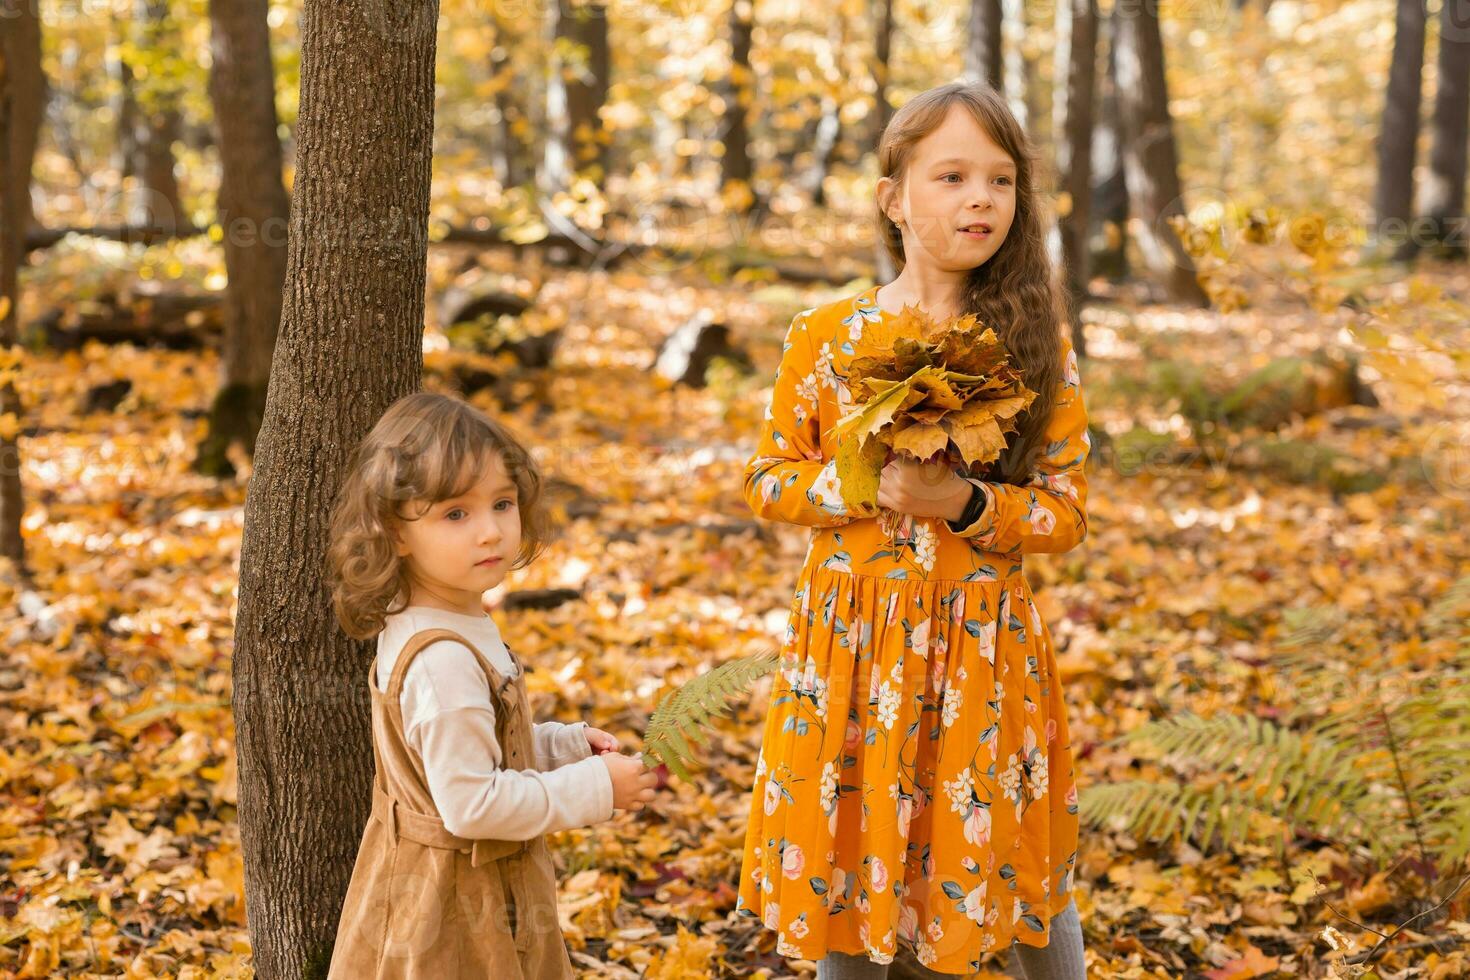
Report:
644,923,718,979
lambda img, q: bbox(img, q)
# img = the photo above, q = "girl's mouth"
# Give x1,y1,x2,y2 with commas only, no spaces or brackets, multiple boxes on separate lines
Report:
477,557,502,567
958,226,991,239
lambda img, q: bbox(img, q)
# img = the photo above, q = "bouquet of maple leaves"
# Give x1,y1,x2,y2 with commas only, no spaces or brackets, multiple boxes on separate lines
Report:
831,303,1037,539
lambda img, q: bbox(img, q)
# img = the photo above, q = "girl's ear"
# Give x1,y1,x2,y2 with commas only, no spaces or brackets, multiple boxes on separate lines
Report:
877,175,904,220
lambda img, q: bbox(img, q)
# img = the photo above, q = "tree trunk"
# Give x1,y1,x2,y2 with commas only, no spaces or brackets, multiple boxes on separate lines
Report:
1112,0,1208,305
567,0,610,181
966,0,1003,90
805,93,843,206
4,0,43,236
1001,0,1030,129
721,0,758,211
119,0,186,234
1090,9,1129,282
873,0,897,282
1054,0,1098,357
231,0,439,975
1415,0,1469,258
198,0,291,478
0,25,28,571
803,10,849,207
542,0,609,193
488,17,525,188
1373,0,1427,260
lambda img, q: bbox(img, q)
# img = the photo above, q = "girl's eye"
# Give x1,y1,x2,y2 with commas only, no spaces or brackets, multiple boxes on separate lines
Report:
996,176,1013,186
941,173,961,183
494,499,517,511
446,508,466,520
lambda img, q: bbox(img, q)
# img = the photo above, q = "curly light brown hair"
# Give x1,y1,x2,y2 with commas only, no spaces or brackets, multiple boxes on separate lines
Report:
326,391,557,639
874,81,1068,487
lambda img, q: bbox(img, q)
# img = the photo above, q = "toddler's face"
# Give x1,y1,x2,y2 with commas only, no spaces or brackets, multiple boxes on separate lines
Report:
878,104,1018,272
394,454,522,600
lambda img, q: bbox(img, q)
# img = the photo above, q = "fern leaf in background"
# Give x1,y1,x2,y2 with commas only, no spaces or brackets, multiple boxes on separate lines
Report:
642,647,782,781
1080,574,1470,870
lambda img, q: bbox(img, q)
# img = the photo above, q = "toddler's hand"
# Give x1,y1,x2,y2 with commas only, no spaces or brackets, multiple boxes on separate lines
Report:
584,725,619,755
600,752,658,813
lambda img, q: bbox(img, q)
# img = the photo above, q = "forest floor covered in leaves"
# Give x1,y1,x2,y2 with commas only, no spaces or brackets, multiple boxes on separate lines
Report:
2,253,1468,978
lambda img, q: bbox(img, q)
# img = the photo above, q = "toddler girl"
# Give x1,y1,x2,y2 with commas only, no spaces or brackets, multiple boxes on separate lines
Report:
324,390,657,978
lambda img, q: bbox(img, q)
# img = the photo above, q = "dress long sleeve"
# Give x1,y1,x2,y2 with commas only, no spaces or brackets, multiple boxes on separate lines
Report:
949,339,1090,554
742,309,876,527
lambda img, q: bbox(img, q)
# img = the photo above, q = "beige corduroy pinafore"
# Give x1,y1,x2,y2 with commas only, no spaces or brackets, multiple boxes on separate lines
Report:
327,627,576,979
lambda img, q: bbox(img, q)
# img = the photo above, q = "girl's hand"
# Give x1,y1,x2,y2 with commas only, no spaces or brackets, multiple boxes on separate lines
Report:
876,455,972,522
601,752,658,812
585,726,620,755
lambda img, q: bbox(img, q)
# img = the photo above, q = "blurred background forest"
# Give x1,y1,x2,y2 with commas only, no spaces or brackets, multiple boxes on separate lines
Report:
1,0,1469,976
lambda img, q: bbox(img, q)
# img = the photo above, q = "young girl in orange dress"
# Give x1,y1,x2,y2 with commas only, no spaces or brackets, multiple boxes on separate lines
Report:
734,82,1090,979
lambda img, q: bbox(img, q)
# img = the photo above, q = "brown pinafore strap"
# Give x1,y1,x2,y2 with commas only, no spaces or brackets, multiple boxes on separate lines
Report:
369,627,529,867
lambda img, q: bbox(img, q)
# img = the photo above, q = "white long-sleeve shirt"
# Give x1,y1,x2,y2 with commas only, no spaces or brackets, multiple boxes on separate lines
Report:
376,605,614,841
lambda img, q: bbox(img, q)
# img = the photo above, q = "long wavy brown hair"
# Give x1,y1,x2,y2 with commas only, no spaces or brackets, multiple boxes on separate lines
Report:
874,81,1067,487
325,391,557,640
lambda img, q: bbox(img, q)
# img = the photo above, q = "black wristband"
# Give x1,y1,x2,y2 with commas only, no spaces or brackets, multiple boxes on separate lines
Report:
946,482,986,532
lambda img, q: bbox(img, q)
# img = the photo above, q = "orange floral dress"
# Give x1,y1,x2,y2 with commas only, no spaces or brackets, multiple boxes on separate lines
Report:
734,284,1088,974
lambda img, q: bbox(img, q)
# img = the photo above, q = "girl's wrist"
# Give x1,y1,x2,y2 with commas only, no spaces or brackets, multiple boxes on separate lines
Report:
941,478,971,523
945,479,985,527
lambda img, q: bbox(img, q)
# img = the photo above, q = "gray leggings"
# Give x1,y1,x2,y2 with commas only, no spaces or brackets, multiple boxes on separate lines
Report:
814,897,1085,980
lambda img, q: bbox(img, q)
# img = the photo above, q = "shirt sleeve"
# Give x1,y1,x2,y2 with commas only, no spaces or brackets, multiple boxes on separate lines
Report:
948,339,1091,554
532,720,593,770
741,309,878,527
399,643,614,840
409,708,613,840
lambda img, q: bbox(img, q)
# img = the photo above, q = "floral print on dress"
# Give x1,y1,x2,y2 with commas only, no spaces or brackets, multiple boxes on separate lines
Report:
736,285,1087,974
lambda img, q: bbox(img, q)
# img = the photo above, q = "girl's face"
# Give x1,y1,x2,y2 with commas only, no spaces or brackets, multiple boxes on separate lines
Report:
877,104,1018,272
392,453,522,611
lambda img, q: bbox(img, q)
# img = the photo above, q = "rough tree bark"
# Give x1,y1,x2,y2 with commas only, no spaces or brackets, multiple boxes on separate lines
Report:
196,0,291,477
230,0,440,975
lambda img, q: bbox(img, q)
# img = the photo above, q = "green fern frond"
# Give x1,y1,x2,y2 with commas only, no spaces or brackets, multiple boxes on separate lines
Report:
1122,712,1364,810
1100,599,1470,870
1425,574,1470,635
1106,712,1381,853
641,647,782,781
1275,605,1348,649
1080,780,1286,854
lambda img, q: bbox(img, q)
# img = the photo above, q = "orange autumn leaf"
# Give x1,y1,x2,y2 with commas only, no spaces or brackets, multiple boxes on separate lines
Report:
1204,944,1281,979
